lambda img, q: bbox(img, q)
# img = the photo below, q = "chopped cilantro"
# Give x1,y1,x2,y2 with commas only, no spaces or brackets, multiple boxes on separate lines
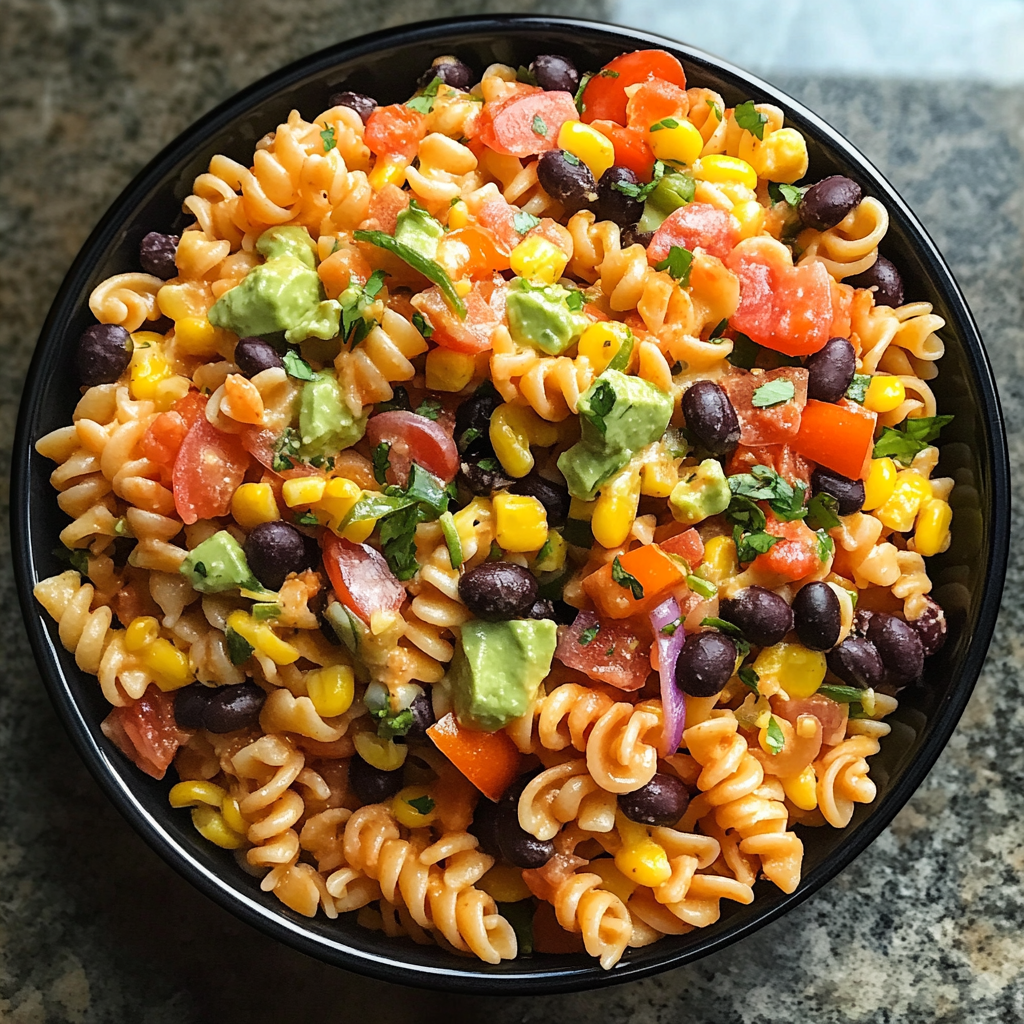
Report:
459,426,481,449
477,457,500,472
282,348,316,381
320,124,337,152
225,626,254,665
768,182,804,207
727,332,760,370
765,715,785,755
599,68,621,78
706,98,722,120
534,535,555,564
272,427,301,472
700,616,743,638
611,556,644,600
815,529,835,562
806,492,841,531
751,378,796,408
587,379,616,436
406,76,443,114
414,397,443,421
295,511,319,526
514,210,542,235
341,268,389,348
372,706,416,739
562,151,581,167
406,794,435,815
372,441,391,485
578,624,600,646
610,162,667,203
733,525,781,564
574,72,595,113
654,245,694,286
734,100,768,140
516,65,538,86
565,289,585,312
531,114,548,137
411,311,434,339
650,117,680,132
379,503,425,581
728,465,806,522
686,574,717,600
846,373,871,404
738,665,760,693
873,415,954,464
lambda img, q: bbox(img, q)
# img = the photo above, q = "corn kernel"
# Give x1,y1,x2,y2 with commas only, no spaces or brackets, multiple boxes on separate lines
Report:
169,780,227,809
753,642,827,699
557,120,615,180
174,316,221,358
305,664,355,718
316,477,375,542
392,785,438,828
226,609,299,665
568,497,597,521
862,457,898,511
353,730,408,771
478,864,532,903
232,482,281,530
640,456,678,498
913,498,952,557
731,198,766,240
577,321,632,374
751,127,809,183
510,235,569,285
157,281,208,321
532,529,566,573
455,279,472,298
864,375,906,414
448,199,469,229
282,476,326,508
648,119,704,167
129,337,173,401
875,470,933,532
592,464,642,549
425,347,475,392
369,158,407,192
220,796,247,834
489,402,558,478
700,535,739,584
494,492,548,552
125,616,160,652
191,804,245,849
781,766,818,811
615,837,673,887
143,638,193,690
587,858,638,902
693,154,758,189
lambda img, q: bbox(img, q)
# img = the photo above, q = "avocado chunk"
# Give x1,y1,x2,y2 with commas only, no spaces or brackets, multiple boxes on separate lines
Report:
256,224,318,269
394,203,444,259
670,458,731,525
505,279,586,355
285,299,342,344
448,619,558,731
557,369,673,500
180,531,257,594
299,370,368,457
208,227,322,338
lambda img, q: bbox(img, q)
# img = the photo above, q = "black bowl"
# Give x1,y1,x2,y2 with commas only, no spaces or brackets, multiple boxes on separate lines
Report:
11,14,1009,994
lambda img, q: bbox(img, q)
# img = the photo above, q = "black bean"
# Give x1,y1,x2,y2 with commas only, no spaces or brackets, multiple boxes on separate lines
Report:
496,803,555,868
618,773,690,827
910,596,947,657
549,599,579,626
234,337,284,377
174,684,212,730
460,455,515,496
719,586,793,648
847,256,904,308
405,692,436,738
537,150,598,213
244,521,309,591
681,380,740,456
811,468,865,517
419,57,473,90
509,473,570,528
329,91,377,124
527,598,556,620
853,608,874,637
597,166,644,228
459,562,538,621
798,175,863,232
348,754,405,804
621,225,654,249
203,682,267,733
76,324,133,386
827,636,884,689
469,796,503,857
676,631,737,697
806,337,856,403
792,582,842,651
531,54,579,94
139,231,180,279
867,612,924,684
455,383,502,456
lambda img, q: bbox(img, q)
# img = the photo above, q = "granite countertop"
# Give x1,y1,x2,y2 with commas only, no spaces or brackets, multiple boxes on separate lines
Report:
2,2,1022,1021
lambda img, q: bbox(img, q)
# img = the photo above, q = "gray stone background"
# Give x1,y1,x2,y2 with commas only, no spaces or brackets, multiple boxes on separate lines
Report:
2,1,1022,1021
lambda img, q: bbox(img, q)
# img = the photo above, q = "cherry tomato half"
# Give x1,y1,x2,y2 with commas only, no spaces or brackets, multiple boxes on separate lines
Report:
321,532,405,625
366,409,459,487
173,415,251,525
579,50,686,126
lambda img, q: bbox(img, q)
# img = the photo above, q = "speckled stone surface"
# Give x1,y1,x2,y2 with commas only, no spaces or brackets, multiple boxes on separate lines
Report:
2,4,1022,1022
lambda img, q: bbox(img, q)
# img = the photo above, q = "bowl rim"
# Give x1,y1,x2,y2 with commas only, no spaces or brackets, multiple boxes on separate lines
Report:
11,12,1010,994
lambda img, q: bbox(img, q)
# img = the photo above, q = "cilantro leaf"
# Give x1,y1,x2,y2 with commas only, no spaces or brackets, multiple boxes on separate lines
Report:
768,182,803,207
706,98,723,120
282,348,316,381
272,427,301,472
458,426,481,450
414,397,442,421
516,65,538,86
379,503,426,580
650,117,680,132
610,160,667,203
599,68,621,79
806,492,841,531
686,574,717,600
225,626,254,665
574,72,595,114
734,100,768,140
295,510,319,526
846,373,871,404
532,114,548,137
406,76,443,114
815,529,835,562
372,441,391,485
406,794,435,815
765,715,785,755
751,379,796,408
738,665,760,693
727,332,760,370
411,311,433,339
726,494,767,533
565,289,585,312
733,526,781,563
372,706,416,739
611,556,644,600
320,124,337,152
514,210,541,235
728,465,806,522
700,616,744,638
578,624,599,646
339,268,389,348
654,245,694,286
477,457,500,472
587,379,616,435
562,151,581,167
872,415,954,464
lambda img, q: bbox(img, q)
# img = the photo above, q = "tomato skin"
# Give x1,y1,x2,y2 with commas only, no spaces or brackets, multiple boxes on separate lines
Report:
555,611,652,691
793,399,876,481
648,203,739,263
481,90,579,158
580,50,686,126
590,121,656,180
321,532,405,625
753,515,821,581
101,686,186,780
364,104,427,161
172,416,251,525
366,410,459,486
410,278,505,355
659,528,704,569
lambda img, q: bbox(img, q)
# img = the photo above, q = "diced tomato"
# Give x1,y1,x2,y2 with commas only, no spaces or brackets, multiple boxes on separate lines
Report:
555,610,652,691
752,514,821,581
439,225,511,279
410,278,506,354
590,120,656,180
364,104,427,161
727,245,833,356
365,184,411,235
101,686,187,780
659,528,704,569
365,409,458,486
726,444,814,489
475,197,522,250
793,399,877,481
321,533,405,625
480,90,579,158
582,545,686,620
318,243,373,298
829,278,854,339
427,713,522,802
474,82,540,144
772,693,848,746
721,367,809,446
172,416,251,525
648,203,739,262
625,78,689,130
579,50,687,126
141,411,187,473
173,389,208,428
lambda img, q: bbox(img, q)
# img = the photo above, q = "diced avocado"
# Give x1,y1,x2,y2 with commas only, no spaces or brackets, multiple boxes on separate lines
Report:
448,619,558,731
394,203,445,259
256,225,318,269
180,531,256,594
208,253,321,337
505,279,586,355
638,172,696,234
670,458,731,525
557,370,673,500
285,299,342,344
299,371,368,457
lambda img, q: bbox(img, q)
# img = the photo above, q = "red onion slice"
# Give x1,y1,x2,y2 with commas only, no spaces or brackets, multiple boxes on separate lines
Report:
651,596,686,757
